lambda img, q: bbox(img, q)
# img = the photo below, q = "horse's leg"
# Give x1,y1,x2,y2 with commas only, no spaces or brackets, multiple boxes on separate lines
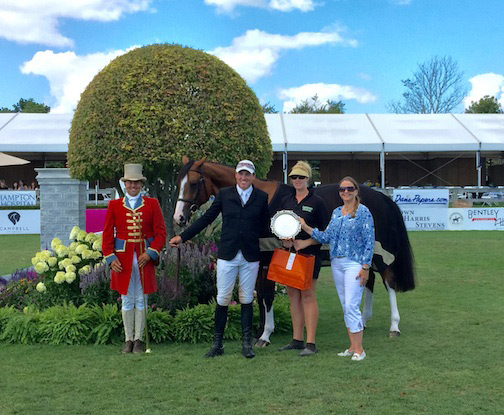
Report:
385,281,401,337
254,265,275,347
362,270,375,328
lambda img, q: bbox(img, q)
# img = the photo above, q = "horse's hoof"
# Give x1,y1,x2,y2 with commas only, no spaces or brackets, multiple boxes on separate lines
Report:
388,331,401,337
254,339,270,348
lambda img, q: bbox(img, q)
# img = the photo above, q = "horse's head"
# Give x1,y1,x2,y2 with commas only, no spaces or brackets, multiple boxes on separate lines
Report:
173,156,209,227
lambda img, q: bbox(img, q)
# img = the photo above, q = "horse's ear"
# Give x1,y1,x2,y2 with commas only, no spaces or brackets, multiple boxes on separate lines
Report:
182,155,189,165
194,156,207,168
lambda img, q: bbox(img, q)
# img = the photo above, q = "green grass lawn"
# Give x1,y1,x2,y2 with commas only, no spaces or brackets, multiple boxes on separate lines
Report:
1,231,503,414
0,234,40,276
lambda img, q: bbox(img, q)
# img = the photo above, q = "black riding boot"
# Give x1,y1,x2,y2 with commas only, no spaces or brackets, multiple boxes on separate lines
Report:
204,304,228,358
241,302,255,359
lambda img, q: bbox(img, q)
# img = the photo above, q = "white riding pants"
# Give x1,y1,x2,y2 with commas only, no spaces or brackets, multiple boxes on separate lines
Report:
216,250,259,306
331,257,365,333
121,253,148,311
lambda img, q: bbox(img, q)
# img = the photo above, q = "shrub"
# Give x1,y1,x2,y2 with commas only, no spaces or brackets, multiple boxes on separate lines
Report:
1,307,41,344
147,310,174,343
0,305,16,335
173,304,215,344
38,303,95,345
89,303,123,345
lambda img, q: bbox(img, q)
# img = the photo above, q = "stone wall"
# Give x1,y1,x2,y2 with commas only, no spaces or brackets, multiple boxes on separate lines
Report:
35,168,86,250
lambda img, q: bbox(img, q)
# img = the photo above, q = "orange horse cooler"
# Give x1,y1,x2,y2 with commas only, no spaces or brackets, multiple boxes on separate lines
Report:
267,248,315,290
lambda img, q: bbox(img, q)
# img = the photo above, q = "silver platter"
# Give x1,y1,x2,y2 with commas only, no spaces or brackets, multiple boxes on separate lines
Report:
271,210,301,239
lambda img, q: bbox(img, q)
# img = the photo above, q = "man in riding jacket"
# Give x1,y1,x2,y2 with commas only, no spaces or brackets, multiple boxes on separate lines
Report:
169,160,270,359
102,164,167,354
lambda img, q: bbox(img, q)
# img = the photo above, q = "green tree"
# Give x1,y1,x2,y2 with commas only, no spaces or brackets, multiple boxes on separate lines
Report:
290,94,345,114
388,55,467,114
262,101,278,113
0,98,50,113
68,44,272,234
465,95,503,113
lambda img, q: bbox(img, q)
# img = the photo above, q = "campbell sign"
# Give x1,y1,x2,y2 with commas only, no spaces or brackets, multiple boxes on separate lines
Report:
0,210,40,234
393,189,449,231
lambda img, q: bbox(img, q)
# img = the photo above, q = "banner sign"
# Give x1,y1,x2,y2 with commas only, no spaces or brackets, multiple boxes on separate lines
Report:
399,207,448,231
393,189,449,207
0,191,37,206
0,210,40,234
447,208,504,231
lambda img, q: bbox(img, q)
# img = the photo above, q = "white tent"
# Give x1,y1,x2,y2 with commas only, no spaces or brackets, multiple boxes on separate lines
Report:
1,113,504,186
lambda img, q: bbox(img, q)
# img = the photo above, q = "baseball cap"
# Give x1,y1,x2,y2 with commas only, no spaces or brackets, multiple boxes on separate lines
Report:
235,160,255,174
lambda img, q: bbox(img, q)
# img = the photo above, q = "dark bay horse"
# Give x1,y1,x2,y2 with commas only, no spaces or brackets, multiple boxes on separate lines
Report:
173,156,415,344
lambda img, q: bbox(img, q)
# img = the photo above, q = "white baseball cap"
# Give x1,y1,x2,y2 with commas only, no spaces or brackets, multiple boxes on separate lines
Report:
235,160,255,174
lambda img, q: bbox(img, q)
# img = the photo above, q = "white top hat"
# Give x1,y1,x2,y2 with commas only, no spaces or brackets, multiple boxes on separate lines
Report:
120,164,147,182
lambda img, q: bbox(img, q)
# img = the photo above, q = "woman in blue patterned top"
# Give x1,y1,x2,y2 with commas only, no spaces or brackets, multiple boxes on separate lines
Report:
299,176,375,361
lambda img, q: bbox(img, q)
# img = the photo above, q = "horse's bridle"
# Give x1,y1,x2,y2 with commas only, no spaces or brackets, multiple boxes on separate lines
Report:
177,167,208,213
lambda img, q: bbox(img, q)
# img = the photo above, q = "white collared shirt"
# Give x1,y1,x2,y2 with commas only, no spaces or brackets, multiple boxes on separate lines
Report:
236,185,253,206
126,192,141,208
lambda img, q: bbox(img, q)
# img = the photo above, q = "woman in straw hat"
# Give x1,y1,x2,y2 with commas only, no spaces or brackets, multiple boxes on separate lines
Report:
277,161,329,356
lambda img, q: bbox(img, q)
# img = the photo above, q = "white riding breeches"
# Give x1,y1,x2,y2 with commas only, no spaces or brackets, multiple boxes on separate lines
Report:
216,250,260,306
121,253,148,311
331,257,365,333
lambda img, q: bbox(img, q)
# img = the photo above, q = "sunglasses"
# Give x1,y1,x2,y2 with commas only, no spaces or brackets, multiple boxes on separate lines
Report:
290,175,307,180
339,186,356,193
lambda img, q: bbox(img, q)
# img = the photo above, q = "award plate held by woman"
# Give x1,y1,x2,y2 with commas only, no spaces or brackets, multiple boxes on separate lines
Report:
270,210,301,240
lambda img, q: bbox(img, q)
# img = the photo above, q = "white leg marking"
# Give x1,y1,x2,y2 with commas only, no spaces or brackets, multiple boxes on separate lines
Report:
386,281,400,333
259,300,274,343
362,287,373,327
173,175,188,222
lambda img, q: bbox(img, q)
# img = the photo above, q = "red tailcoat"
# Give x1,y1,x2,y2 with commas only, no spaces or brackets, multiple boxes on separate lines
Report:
102,197,167,295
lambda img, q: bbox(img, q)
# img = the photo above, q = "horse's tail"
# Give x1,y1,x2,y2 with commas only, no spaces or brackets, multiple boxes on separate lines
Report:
386,196,415,292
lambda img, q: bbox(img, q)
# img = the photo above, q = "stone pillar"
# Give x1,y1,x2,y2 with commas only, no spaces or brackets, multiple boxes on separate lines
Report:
35,168,87,250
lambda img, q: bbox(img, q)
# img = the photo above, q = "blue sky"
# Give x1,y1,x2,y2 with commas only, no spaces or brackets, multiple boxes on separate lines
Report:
1,0,503,114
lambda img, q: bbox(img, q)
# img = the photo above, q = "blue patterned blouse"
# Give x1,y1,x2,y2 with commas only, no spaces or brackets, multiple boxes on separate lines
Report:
311,204,375,265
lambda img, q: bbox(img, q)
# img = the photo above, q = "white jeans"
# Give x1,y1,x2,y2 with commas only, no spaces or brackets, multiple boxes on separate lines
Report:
216,250,260,306
331,257,365,333
121,253,148,311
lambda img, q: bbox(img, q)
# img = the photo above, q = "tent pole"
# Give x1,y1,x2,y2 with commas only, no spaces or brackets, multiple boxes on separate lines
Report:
380,146,385,189
476,148,482,188
280,112,288,184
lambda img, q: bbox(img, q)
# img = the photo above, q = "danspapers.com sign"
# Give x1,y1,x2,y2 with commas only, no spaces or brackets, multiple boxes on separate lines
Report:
0,191,37,206
393,189,449,230
0,210,40,234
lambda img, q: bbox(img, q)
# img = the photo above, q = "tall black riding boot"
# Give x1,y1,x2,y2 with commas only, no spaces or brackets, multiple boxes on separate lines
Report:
241,302,255,359
204,304,228,358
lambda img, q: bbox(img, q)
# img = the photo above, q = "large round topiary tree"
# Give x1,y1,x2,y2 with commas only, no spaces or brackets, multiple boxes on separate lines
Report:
68,44,272,234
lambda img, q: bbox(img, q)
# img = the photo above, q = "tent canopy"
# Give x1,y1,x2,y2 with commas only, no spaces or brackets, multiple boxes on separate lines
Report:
1,112,504,155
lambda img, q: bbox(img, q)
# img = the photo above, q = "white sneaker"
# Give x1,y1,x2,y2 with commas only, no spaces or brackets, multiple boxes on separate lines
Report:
337,349,353,357
351,351,366,361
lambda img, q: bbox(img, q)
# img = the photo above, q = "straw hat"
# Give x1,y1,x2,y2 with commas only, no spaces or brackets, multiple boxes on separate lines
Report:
120,164,147,182
289,161,311,178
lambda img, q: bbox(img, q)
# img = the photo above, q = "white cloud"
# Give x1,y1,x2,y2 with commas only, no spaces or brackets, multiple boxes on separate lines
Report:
204,0,315,12
21,48,137,113
464,73,504,108
209,29,357,83
0,1,151,47
390,0,412,5
278,83,377,112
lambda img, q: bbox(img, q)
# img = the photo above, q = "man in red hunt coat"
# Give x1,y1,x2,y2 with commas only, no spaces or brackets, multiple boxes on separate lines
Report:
102,164,166,353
